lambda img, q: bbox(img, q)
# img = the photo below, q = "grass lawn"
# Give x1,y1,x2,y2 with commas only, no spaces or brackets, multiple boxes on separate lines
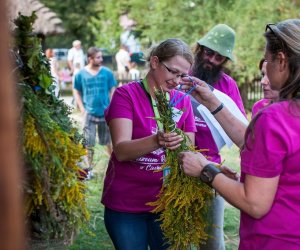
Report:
69,140,241,250
221,145,241,250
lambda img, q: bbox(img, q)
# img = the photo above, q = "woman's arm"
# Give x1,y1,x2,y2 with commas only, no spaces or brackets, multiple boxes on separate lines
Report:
181,77,247,148
213,173,279,219
210,103,247,148
109,118,184,161
179,151,279,219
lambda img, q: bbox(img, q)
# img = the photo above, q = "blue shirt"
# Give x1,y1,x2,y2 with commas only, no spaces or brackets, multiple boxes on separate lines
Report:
74,66,117,117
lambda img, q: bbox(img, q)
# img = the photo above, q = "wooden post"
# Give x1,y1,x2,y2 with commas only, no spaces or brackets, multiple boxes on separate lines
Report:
0,0,24,249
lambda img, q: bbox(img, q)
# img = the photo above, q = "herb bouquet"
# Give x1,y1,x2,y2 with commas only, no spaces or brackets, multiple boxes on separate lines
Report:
148,88,214,249
14,13,89,248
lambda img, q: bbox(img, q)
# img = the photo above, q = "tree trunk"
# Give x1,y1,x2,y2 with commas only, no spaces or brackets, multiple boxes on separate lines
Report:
0,1,24,249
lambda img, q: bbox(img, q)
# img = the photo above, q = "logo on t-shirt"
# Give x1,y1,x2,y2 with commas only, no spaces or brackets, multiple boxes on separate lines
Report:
135,151,165,171
195,115,207,128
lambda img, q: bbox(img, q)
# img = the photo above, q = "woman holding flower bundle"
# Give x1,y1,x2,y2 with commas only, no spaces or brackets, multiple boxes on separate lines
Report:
180,19,300,249
102,38,196,249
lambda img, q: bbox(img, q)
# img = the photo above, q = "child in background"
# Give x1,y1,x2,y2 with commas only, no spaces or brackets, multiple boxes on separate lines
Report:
128,61,140,80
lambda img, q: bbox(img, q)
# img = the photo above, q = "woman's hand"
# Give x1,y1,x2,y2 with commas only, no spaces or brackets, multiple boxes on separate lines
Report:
180,76,220,111
157,130,184,150
178,151,210,177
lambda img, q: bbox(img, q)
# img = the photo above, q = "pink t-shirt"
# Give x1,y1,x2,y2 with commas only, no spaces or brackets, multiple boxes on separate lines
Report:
251,98,270,118
239,100,300,249
193,72,246,163
102,81,196,212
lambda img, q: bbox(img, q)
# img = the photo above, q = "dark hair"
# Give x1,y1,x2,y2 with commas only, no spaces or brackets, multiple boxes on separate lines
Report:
244,19,300,151
265,19,300,99
146,38,193,65
87,47,101,59
258,58,266,71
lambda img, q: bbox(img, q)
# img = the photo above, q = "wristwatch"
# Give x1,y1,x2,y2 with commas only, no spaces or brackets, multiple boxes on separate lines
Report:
199,163,222,187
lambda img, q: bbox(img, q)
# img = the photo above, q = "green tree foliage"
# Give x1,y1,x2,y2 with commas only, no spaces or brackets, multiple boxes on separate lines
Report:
42,0,299,88
89,0,131,51
39,0,100,49
126,0,300,84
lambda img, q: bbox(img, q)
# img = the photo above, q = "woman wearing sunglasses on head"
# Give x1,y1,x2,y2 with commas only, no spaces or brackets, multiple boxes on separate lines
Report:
102,38,196,250
180,19,300,249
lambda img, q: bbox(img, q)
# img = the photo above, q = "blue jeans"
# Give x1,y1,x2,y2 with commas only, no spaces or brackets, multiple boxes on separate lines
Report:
104,207,169,250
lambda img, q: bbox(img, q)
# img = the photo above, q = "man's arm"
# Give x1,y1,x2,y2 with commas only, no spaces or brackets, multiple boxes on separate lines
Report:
73,89,85,113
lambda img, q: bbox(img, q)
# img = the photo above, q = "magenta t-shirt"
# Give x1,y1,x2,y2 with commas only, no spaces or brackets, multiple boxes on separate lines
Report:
239,100,300,249
193,72,246,163
101,81,196,213
251,98,270,118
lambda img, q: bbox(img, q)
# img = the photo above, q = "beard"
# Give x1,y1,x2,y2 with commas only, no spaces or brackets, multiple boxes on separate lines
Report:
92,62,102,68
191,56,224,85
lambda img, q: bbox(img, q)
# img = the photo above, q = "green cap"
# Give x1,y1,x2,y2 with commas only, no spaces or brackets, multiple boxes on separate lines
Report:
198,24,235,61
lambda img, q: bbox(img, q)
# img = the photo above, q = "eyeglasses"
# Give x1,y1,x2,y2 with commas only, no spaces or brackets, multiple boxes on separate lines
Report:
265,23,285,52
161,62,187,79
203,47,226,63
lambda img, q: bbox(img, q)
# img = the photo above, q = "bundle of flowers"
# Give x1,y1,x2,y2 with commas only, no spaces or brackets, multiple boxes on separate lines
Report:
13,13,89,245
148,88,214,249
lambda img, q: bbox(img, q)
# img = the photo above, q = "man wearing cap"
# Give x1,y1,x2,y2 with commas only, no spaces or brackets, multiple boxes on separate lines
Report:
190,24,246,250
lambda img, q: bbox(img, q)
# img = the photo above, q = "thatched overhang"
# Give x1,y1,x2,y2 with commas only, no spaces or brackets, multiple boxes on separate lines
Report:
8,0,65,36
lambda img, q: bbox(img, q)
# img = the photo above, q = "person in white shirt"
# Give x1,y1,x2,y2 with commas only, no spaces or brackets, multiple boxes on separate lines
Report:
67,40,86,107
115,44,130,83
128,61,140,80
67,40,85,79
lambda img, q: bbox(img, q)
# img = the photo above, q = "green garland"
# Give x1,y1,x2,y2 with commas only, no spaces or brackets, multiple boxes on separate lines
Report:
147,88,214,249
14,13,89,242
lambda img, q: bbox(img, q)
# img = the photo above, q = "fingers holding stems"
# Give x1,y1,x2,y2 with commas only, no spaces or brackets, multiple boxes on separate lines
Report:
178,151,210,177
157,130,184,150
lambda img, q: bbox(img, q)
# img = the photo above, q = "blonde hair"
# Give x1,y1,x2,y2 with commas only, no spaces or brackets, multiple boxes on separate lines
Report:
146,38,193,65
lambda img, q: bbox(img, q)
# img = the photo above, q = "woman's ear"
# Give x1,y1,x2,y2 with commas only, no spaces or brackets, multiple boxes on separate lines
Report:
277,52,288,72
150,56,160,69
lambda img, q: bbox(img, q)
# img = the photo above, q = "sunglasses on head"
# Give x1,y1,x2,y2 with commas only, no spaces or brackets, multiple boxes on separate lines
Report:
265,23,285,52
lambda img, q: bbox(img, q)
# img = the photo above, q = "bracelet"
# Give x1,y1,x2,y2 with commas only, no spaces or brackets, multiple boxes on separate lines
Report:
199,163,222,187
211,103,224,115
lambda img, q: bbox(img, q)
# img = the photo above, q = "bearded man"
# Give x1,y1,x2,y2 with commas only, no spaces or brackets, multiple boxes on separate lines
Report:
190,24,246,250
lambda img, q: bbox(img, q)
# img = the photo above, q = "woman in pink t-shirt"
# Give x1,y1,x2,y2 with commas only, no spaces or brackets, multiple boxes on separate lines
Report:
251,58,279,118
180,19,300,250
102,39,196,250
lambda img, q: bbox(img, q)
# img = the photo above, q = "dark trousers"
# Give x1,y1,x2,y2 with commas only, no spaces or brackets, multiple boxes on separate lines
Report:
104,207,169,250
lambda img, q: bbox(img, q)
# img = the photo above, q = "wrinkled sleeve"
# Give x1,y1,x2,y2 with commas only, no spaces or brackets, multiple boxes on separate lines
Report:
105,87,133,123
108,70,117,89
241,113,287,178
73,72,82,92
